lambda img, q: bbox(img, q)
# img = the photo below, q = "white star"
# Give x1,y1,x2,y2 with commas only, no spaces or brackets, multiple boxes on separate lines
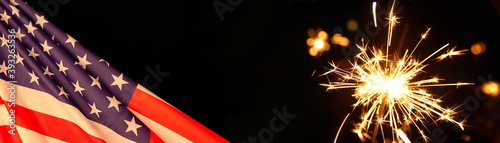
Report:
89,75,101,89
0,10,11,24
40,40,53,55
75,54,92,69
111,73,128,91
99,59,109,67
57,85,68,99
28,70,39,85
15,52,24,66
106,96,122,112
9,5,19,17
72,81,85,95
56,60,69,75
0,61,8,76
28,47,40,60
15,28,25,42
65,34,77,48
42,66,54,78
124,117,142,136
24,22,37,36
0,34,7,48
35,14,48,29
88,102,102,118
10,0,18,6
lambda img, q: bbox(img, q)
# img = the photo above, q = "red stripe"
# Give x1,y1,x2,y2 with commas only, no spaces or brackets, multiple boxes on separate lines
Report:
149,129,163,143
3,102,106,143
0,125,22,143
128,88,229,143
1,100,22,143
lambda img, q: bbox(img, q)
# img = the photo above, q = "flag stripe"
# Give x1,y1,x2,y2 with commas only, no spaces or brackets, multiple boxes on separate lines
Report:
129,87,229,143
0,103,22,143
16,126,65,143
0,125,22,143
149,129,163,143
130,108,192,143
8,103,105,142
0,79,135,143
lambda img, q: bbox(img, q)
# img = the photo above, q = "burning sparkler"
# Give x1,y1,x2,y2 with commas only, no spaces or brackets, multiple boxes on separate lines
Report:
320,1,474,142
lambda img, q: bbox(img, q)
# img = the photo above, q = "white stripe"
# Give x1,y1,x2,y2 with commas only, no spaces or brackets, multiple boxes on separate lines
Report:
0,79,135,143
129,108,193,143
0,103,9,126
17,126,67,143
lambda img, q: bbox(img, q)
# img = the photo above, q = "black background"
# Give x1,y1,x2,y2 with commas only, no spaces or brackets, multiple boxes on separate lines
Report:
26,0,500,142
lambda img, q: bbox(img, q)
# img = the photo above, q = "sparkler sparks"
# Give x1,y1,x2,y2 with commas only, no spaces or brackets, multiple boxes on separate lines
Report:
372,2,377,27
435,46,469,61
320,1,473,142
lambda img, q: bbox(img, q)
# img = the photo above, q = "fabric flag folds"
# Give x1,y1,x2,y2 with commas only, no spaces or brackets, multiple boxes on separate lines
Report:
0,0,229,142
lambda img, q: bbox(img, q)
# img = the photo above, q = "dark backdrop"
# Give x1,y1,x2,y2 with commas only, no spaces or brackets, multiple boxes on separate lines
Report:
25,0,500,142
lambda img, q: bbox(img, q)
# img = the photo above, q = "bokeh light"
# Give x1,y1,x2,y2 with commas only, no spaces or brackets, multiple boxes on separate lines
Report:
307,28,316,37
339,37,350,47
460,134,471,142
315,39,324,49
307,38,314,46
346,19,358,32
332,34,342,44
331,33,350,47
471,41,486,55
482,81,500,97
309,47,318,56
307,28,330,56
318,31,328,40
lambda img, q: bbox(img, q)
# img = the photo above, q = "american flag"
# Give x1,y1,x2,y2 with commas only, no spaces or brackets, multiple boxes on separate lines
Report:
0,0,229,142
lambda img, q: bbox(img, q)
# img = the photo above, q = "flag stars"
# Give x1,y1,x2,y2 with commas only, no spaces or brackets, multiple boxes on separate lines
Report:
111,73,128,91
72,81,85,95
0,34,7,48
88,102,102,118
25,22,38,36
9,5,19,17
75,54,92,69
106,96,122,112
35,14,48,29
89,75,101,90
99,59,109,67
10,0,19,6
0,10,11,24
56,60,69,75
28,71,39,85
41,40,53,55
28,47,40,60
124,117,142,136
0,61,8,76
42,66,54,78
15,28,25,42
57,85,69,99
65,34,77,48
16,52,24,66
